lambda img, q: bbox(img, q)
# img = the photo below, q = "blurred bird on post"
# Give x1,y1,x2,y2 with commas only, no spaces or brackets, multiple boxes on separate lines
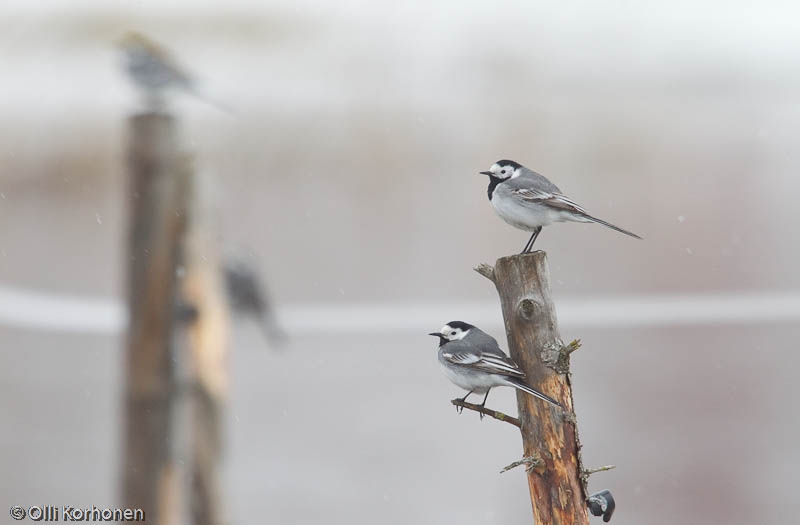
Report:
116,31,230,112
223,257,287,349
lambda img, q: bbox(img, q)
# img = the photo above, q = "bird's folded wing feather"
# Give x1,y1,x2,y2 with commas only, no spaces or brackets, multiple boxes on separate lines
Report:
511,188,588,215
442,351,526,378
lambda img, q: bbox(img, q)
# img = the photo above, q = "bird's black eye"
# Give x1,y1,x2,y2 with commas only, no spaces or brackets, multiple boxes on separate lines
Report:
450,331,456,336
501,169,506,174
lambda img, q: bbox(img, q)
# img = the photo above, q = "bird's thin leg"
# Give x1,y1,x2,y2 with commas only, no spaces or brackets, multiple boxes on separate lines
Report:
521,234,533,254
521,227,542,254
479,390,491,408
457,391,474,414
528,226,542,252
521,230,536,254
478,389,491,420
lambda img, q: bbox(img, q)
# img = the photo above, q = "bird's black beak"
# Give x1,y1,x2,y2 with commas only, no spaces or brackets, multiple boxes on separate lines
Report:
429,332,447,347
479,171,493,176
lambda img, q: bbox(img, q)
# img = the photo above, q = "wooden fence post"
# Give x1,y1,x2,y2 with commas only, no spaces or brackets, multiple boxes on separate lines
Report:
122,113,186,524
176,165,230,525
121,113,229,525
477,252,589,525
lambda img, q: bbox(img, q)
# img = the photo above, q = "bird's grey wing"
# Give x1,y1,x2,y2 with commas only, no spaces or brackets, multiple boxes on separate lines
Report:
509,188,588,215
505,177,589,215
518,168,563,194
474,353,526,378
140,39,194,88
441,349,482,365
440,339,482,365
441,341,526,378
467,330,506,357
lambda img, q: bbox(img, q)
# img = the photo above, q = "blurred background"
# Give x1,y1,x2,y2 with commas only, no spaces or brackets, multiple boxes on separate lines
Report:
2,1,799,524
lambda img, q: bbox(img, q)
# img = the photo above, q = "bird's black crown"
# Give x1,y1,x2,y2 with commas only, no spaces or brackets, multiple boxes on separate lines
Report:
446,321,475,331
495,159,521,169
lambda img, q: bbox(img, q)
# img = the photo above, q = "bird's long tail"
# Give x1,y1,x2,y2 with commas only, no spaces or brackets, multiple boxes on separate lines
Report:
504,378,561,407
260,316,289,349
583,214,642,240
186,84,234,114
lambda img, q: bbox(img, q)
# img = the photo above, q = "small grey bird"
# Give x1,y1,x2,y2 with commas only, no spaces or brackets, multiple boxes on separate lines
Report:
224,258,287,348
429,321,560,413
117,32,230,112
481,159,641,253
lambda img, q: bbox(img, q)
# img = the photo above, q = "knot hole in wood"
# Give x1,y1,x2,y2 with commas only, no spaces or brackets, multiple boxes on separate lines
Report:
517,298,540,321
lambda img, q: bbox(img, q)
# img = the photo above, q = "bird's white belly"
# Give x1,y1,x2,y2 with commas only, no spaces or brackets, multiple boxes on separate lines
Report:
491,197,565,231
439,362,498,393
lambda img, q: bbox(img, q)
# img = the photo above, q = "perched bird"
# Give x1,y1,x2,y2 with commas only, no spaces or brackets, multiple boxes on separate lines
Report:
224,258,287,348
430,321,560,413
480,159,641,253
116,31,229,112
587,489,616,523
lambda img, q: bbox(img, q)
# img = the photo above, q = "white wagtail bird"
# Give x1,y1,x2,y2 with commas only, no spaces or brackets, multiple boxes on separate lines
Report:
224,257,287,348
430,321,560,415
117,32,230,112
481,159,641,254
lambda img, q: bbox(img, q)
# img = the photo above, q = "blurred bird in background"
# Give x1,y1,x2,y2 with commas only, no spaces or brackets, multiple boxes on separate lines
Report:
116,31,230,112
223,256,288,349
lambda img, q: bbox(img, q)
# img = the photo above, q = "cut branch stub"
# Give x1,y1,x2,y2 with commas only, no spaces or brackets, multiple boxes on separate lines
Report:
451,399,520,427
474,263,496,283
491,252,588,525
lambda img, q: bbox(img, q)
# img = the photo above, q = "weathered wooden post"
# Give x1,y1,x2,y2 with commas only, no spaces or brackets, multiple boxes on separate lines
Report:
122,113,186,524
176,166,230,525
122,113,229,525
473,252,597,524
